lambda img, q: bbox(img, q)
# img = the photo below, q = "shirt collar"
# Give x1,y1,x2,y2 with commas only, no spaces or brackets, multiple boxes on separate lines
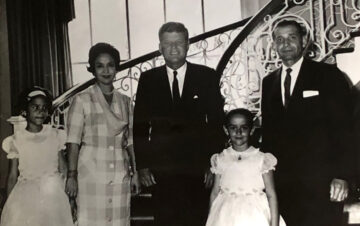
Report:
282,57,303,79
166,62,187,79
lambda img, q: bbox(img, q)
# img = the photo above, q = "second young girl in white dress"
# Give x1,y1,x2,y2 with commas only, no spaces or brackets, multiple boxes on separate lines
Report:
206,108,286,226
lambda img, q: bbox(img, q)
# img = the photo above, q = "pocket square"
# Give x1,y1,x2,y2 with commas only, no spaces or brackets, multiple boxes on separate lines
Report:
303,90,319,98
193,95,199,99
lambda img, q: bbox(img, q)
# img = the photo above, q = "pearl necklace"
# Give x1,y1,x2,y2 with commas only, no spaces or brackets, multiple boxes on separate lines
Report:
101,89,115,95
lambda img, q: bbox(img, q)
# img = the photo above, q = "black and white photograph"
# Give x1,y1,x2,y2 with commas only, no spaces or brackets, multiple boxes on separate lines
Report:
1,0,360,225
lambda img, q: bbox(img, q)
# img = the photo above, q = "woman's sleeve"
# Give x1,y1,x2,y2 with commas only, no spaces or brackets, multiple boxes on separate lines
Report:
66,95,85,145
126,97,134,147
210,153,223,175
2,136,19,159
261,152,278,174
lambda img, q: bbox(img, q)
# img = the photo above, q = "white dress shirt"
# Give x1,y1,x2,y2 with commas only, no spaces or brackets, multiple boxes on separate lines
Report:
280,57,304,105
166,62,187,97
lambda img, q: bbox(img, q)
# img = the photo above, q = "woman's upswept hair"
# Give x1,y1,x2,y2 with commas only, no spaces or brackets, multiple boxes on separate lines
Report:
87,42,121,74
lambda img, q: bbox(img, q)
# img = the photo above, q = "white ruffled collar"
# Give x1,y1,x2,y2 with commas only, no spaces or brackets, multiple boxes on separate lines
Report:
17,125,51,143
227,146,258,157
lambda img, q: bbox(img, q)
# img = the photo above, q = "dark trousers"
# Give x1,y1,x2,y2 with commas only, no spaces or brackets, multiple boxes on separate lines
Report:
152,172,209,226
278,181,344,226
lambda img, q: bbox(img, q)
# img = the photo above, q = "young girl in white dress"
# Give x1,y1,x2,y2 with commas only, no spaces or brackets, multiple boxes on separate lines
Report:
1,87,74,226
206,108,286,226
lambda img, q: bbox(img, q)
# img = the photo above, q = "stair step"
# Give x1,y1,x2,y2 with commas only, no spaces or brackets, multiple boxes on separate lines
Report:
131,191,154,220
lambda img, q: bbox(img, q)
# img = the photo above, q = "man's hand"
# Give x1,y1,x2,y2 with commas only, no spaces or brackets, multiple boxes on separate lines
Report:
139,168,156,187
204,169,214,189
330,178,348,202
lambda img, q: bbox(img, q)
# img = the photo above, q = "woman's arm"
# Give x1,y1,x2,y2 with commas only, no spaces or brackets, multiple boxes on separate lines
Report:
126,144,140,194
7,159,18,196
65,143,80,197
209,174,221,209
263,170,279,226
126,144,136,174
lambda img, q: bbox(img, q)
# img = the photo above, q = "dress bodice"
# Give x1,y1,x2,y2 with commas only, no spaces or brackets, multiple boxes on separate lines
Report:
2,125,66,180
211,146,277,194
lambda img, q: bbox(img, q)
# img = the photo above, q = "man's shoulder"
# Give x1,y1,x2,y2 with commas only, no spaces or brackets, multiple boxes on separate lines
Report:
139,65,165,82
141,65,165,76
187,62,216,74
303,58,339,71
303,58,345,82
263,67,280,82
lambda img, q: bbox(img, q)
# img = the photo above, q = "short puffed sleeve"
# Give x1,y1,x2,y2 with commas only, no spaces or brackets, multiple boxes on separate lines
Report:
2,136,19,159
56,129,67,151
210,153,224,175
261,153,277,174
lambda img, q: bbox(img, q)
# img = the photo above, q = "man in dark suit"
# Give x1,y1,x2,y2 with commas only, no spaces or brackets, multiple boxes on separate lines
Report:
133,22,224,226
261,19,353,226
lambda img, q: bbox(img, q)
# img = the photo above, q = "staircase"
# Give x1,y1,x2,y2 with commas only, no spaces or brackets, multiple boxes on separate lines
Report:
49,0,360,225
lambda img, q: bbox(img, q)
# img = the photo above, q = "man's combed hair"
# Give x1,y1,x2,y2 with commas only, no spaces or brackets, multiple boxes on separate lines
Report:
272,19,307,39
158,22,189,41
87,42,121,74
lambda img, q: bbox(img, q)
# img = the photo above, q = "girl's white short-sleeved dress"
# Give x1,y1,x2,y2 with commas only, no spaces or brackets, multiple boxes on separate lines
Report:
1,125,74,226
206,146,286,226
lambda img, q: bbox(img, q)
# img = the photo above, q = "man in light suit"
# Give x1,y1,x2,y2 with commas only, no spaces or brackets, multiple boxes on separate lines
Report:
133,22,224,226
261,19,353,226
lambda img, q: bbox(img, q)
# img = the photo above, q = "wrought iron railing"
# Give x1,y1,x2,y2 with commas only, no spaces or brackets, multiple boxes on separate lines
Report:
218,0,360,113
51,17,251,128
52,0,360,126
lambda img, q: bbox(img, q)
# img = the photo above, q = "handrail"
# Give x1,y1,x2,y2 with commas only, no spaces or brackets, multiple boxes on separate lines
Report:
215,0,285,75
52,16,252,110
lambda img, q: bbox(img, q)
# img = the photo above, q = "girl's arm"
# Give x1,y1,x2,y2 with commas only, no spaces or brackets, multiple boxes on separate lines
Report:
65,143,80,198
263,170,279,226
7,159,19,196
58,149,68,177
209,174,221,209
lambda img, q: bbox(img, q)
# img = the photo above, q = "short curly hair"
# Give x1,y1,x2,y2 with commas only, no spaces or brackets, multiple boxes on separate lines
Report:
87,42,121,74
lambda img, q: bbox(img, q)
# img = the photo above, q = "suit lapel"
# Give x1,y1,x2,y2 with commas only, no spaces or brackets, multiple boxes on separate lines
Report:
287,59,310,110
181,62,195,100
159,65,173,105
270,68,285,113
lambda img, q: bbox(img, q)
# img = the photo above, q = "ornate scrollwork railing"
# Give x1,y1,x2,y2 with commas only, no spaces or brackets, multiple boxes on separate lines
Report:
51,17,251,128
52,0,360,127
218,0,360,113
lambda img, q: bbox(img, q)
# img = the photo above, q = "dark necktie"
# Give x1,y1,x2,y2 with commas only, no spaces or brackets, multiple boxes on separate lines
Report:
172,70,181,105
284,68,292,109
